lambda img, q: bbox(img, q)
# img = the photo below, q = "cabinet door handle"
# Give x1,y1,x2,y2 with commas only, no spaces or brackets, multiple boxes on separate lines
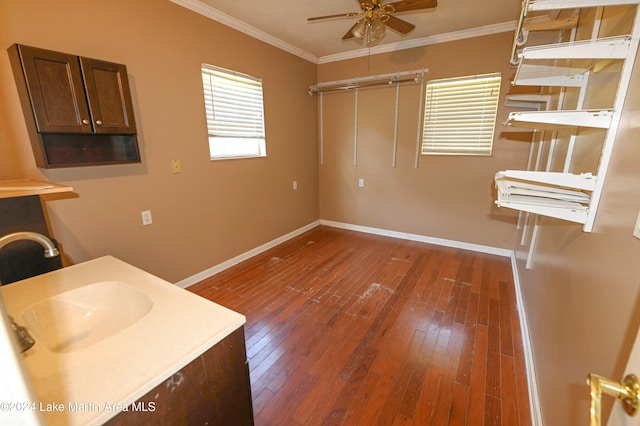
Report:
587,373,640,426
82,119,89,124
95,120,103,125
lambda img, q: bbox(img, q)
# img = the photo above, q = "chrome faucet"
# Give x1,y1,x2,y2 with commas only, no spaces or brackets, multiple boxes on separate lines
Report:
0,231,60,258
0,231,60,352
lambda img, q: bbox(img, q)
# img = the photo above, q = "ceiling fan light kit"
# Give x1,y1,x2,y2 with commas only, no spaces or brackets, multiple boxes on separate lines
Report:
308,0,437,44
352,17,387,42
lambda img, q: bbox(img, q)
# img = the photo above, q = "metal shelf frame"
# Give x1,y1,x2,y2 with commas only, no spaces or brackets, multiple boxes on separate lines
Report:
506,109,614,129
499,0,640,233
527,0,639,12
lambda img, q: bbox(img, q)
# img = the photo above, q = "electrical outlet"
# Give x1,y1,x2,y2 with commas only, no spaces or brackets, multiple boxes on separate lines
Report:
358,178,365,188
171,159,182,174
293,180,298,190
141,210,153,226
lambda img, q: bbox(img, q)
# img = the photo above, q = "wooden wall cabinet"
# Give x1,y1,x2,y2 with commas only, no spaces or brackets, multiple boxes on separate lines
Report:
8,44,141,168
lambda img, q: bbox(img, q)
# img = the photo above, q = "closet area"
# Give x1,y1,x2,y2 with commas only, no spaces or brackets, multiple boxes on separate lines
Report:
495,0,640,264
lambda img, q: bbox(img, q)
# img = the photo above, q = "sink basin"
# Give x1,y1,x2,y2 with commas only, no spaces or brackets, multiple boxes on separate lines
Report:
0,255,246,426
21,280,153,353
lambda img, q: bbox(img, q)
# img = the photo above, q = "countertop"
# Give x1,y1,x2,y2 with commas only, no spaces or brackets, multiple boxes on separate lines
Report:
0,179,72,199
0,256,246,425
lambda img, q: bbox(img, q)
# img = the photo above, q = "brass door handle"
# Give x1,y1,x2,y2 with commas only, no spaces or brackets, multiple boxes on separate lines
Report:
587,373,640,426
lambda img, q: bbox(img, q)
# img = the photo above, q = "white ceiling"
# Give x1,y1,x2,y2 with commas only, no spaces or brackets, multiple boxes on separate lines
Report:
170,0,522,63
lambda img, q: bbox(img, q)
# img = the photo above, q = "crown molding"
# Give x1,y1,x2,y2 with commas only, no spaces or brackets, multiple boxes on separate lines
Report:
318,21,517,63
170,0,516,65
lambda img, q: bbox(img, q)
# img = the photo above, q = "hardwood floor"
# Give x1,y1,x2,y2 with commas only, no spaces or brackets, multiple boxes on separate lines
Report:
188,226,531,425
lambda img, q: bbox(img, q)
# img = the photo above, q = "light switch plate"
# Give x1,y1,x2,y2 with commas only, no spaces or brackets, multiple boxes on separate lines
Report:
171,159,182,174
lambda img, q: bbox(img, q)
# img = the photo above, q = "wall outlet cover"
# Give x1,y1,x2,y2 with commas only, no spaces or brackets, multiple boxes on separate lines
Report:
141,210,153,226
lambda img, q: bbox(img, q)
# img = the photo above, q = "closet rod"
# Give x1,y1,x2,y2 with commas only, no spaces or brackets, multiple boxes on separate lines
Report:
309,68,428,95
308,77,419,94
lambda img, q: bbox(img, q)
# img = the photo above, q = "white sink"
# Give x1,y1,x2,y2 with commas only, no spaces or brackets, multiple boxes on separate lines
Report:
0,256,246,426
21,280,153,353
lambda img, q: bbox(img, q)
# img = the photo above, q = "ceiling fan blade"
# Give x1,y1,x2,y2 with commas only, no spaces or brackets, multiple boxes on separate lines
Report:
342,23,359,39
308,12,360,21
386,0,437,13
384,14,416,34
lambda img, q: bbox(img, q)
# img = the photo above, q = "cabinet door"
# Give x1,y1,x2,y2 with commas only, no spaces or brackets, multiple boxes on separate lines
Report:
17,45,92,133
79,57,137,135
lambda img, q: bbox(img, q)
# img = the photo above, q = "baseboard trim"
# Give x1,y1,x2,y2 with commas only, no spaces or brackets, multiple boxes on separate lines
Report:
177,219,515,288
175,220,320,288
510,253,543,426
320,220,514,257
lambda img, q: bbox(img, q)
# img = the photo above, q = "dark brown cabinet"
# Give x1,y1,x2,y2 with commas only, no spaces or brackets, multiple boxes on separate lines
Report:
8,44,140,168
105,327,255,425
80,57,137,135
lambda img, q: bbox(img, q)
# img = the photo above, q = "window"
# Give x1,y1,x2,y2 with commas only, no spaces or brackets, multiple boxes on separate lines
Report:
201,64,266,160
421,73,501,156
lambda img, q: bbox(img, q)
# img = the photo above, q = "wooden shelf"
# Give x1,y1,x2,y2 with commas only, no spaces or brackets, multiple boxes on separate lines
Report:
0,179,73,199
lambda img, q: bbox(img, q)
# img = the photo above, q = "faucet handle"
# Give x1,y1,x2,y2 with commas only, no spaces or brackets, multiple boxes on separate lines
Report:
8,316,35,352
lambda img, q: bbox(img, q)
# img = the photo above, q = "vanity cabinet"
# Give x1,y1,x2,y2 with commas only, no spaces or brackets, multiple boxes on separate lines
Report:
8,44,140,168
105,327,255,425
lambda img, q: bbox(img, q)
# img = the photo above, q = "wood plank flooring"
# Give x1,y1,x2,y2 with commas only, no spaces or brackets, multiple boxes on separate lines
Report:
188,226,531,425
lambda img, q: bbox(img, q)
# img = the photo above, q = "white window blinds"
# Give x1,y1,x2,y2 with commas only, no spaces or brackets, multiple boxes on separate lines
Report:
201,64,266,159
422,73,501,156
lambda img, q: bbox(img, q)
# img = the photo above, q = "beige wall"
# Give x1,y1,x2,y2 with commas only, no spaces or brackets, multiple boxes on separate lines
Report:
0,0,319,282
4,1,640,424
512,5,640,425
317,32,527,249
515,57,640,424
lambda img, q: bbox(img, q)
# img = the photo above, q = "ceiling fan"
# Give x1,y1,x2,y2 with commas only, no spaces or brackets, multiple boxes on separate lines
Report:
307,0,438,43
